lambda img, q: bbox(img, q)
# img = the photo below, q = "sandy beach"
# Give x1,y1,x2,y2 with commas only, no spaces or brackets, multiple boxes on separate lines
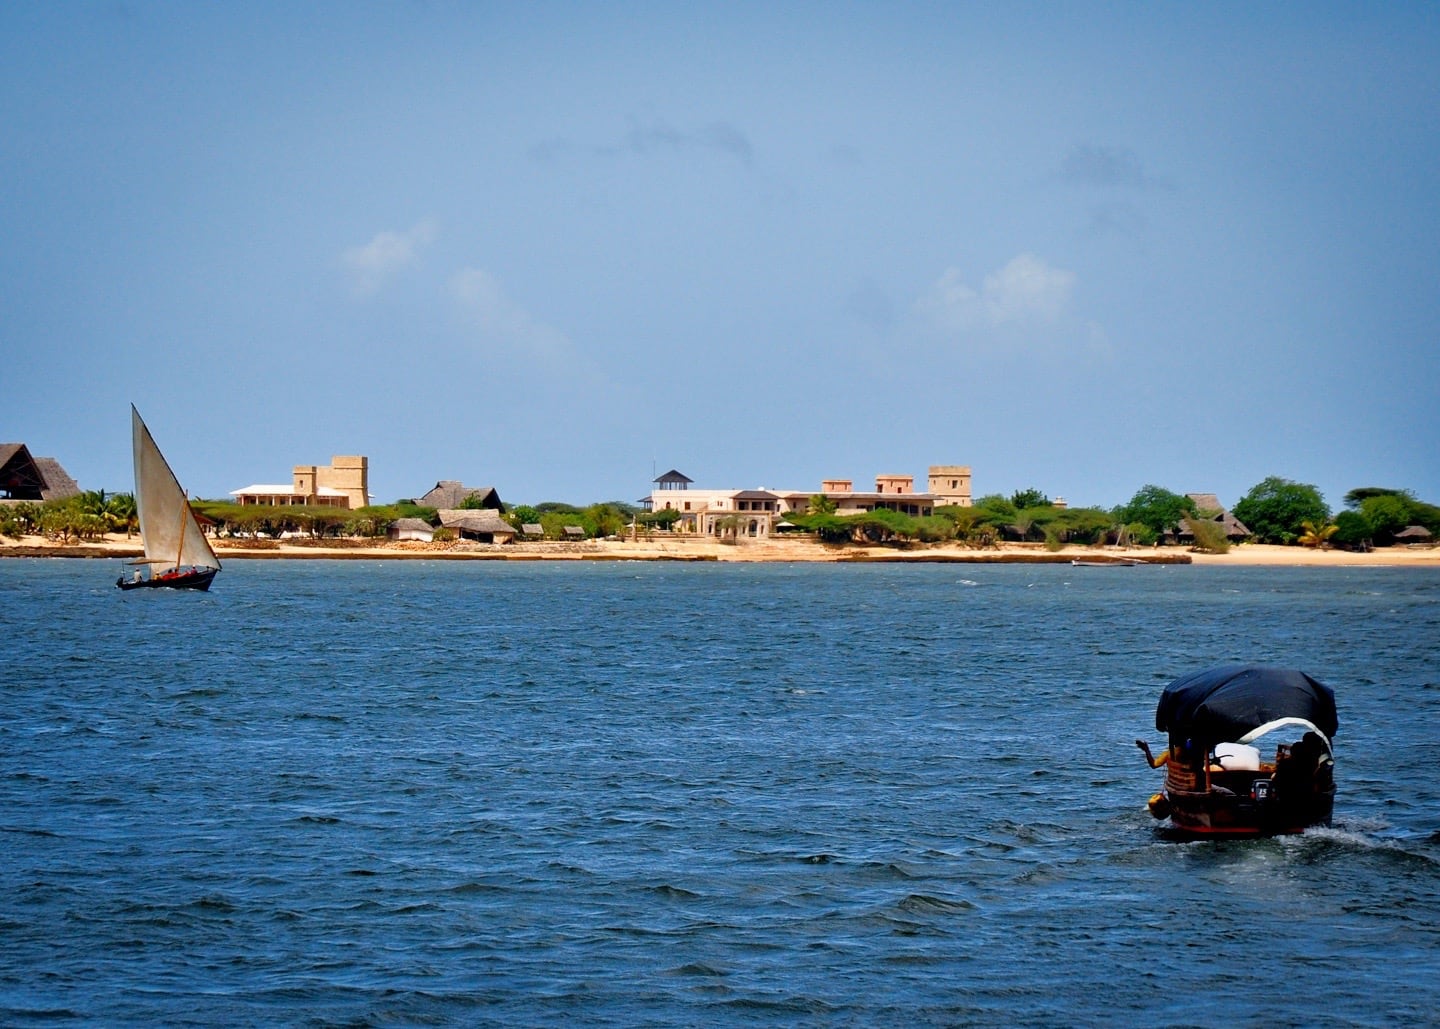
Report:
3,532,1438,567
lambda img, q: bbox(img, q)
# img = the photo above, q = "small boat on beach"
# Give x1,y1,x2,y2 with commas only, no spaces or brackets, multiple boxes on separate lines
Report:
1072,558,1142,566
116,405,221,592
1136,664,1337,838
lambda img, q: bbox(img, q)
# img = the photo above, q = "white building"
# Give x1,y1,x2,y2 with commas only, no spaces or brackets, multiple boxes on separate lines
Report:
640,465,972,538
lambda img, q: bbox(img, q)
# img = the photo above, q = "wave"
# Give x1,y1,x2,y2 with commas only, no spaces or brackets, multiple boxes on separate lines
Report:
895,893,978,915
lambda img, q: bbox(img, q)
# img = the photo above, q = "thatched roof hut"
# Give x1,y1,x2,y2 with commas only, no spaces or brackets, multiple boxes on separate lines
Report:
1175,494,1250,540
387,517,434,542
1395,525,1433,541
419,481,504,511
437,508,516,543
0,444,80,501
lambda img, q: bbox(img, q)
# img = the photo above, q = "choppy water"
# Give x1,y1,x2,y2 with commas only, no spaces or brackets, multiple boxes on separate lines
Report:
2,558,1437,1025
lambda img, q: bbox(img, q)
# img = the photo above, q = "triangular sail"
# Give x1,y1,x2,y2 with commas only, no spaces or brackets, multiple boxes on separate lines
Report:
131,405,220,572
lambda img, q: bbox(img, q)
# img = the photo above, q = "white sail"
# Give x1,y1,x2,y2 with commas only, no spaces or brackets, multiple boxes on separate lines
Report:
131,405,220,573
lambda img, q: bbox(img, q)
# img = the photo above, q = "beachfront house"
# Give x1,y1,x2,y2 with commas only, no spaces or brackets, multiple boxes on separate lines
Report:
639,465,968,538
231,456,370,510
639,471,787,538
817,474,938,518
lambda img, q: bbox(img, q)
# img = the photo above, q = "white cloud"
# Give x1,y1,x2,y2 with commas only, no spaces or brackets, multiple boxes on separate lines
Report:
918,253,1076,334
342,220,437,295
449,267,572,363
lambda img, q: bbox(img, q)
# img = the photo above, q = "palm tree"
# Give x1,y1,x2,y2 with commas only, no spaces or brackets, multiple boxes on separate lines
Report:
105,492,138,537
1298,520,1338,548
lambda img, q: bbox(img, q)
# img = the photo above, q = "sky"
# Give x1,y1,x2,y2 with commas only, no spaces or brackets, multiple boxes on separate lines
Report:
4,2,1438,512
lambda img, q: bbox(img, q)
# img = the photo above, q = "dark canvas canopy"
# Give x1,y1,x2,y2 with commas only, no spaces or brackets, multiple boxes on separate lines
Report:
1155,664,1338,744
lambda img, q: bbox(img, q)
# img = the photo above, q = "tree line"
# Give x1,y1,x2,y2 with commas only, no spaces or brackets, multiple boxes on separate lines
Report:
0,491,137,544
4,478,1436,550
780,478,1439,551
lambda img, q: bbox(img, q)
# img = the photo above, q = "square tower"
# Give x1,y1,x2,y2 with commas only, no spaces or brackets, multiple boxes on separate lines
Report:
928,465,972,507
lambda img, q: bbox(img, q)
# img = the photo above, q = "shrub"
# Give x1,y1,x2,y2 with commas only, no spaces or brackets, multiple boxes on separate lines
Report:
1184,516,1230,554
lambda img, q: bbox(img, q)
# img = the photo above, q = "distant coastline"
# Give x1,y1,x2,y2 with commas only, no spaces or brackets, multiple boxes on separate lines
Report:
4,533,1439,567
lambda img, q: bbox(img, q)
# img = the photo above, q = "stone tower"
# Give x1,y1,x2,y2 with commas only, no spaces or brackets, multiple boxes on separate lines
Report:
928,465,972,507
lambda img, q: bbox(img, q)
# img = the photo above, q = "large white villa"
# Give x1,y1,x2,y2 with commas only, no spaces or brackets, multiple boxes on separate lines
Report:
231,456,370,509
640,466,972,538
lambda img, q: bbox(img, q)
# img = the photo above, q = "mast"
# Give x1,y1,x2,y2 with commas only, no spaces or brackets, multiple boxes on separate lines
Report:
174,499,189,570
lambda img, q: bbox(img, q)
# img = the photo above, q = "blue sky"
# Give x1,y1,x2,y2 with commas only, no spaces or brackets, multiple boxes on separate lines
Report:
4,2,1437,512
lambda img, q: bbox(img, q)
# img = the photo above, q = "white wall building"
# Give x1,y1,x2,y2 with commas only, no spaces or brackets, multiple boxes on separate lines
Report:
640,464,972,538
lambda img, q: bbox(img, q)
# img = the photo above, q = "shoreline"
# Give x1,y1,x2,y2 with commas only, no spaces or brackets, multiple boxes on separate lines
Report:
3,534,1438,567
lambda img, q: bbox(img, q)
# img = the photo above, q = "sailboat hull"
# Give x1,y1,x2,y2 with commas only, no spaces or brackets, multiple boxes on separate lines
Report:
116,567,218,592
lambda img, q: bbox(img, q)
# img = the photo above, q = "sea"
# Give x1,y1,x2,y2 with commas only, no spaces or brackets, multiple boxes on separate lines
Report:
1,557,1437,1026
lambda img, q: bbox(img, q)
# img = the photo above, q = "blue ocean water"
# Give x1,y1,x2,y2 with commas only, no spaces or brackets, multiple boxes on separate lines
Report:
1,558,1437,1026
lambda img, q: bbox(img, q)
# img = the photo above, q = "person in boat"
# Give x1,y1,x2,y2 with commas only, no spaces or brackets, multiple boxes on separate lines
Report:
1271,731,1330,804
1137,741,1171,767
1135,738,1194,769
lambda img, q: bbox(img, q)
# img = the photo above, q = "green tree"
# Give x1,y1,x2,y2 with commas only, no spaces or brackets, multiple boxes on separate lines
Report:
535,501,582,515
38,497,105,543
582,503,629,538
849,508,915,543
1050,506,1114,546
539,512,585,539
1114,485,1196,539
1335,487,1440,546
932,505,986,543
1331,510,1371,549
1184,515,1231,554
104,492,138,536
1414,500,1440,534
1357,494,1413,544
1232,477,1330,545
1010,488,1050,509
912,515,956,542
781,511,853,543
714,513,744,542
1343,486,1413,507
312,507,356,537
0,504,30,538
972,494,1017,526
637,507,681,530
